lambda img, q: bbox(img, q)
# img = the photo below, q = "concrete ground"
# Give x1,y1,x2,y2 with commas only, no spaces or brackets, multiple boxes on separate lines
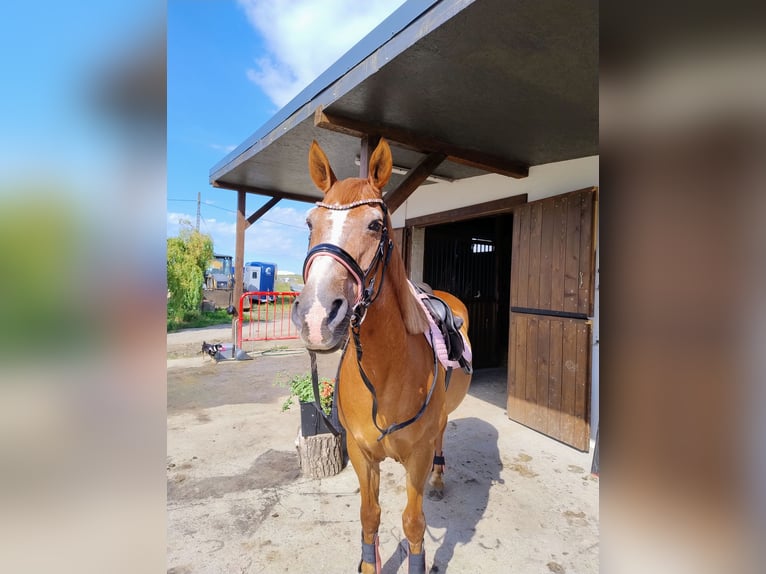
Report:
167,328,599,574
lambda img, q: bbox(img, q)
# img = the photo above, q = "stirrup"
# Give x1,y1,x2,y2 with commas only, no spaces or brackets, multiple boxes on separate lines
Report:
407,540,426,574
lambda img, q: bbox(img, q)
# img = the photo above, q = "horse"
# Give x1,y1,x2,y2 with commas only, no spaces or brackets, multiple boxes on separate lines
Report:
291,138,473,574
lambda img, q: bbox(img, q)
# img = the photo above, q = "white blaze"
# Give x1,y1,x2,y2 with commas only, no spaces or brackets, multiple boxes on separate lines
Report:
327,209,348,244
305,208,349,344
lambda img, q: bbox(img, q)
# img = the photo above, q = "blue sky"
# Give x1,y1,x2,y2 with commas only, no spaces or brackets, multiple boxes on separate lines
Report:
167,0,406,275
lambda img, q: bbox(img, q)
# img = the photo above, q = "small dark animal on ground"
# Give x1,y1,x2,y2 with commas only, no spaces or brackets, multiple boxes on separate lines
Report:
201,341,225,361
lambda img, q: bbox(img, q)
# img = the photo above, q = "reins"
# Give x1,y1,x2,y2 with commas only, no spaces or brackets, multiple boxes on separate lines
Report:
308,344,345,437
304,198,443,441
351,324,440,441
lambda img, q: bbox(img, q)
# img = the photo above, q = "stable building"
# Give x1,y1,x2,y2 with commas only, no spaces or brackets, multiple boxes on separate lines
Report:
210,0,598,451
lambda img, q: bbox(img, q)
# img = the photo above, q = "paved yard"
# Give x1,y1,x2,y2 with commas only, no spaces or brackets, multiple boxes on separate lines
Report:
167,331,598,573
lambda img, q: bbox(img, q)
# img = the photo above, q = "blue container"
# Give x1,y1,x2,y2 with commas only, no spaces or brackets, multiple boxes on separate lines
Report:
243,261,277,303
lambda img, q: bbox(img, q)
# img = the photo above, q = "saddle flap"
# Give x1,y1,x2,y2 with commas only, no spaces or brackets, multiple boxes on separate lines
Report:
411,284,465,362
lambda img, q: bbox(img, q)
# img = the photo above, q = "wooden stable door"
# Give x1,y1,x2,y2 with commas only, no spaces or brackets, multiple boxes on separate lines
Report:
507,188,596,451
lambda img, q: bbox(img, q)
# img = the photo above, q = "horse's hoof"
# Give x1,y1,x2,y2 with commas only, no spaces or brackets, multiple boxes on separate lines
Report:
427,488,444,501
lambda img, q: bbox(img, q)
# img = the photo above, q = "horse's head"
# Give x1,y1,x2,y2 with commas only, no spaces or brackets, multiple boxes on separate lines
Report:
290,138,393,350
292,138,428,351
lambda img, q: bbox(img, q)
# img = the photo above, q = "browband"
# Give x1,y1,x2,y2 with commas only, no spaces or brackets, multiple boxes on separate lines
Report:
315,198,386,211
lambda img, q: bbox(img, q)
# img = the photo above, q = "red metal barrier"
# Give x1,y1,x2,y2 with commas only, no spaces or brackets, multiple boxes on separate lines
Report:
237,291,300,348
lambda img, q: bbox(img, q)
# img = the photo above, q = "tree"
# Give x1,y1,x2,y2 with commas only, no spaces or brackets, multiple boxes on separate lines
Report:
167,221,213,321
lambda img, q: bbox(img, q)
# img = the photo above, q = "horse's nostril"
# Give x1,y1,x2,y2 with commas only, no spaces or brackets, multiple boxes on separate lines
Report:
328,298,344,324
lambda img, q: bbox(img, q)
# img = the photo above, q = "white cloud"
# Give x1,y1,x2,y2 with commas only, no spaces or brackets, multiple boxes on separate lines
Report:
166,211,194,234
242,204,311,271
202,218,238,237
237,0,407,107
167,211,236,238
166,205,313,274
167,211,191,225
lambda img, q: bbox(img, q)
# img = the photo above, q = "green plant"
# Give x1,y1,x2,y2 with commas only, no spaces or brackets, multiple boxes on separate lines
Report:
279,372,335,415
167,221,214,321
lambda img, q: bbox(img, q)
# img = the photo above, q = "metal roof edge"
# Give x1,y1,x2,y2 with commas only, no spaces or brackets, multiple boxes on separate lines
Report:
209,0,473,183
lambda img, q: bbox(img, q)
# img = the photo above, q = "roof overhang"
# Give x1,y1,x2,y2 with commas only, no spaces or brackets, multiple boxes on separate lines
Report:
210,0,598,205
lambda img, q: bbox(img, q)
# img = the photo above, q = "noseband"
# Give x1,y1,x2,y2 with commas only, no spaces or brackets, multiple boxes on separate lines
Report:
301,198,393,325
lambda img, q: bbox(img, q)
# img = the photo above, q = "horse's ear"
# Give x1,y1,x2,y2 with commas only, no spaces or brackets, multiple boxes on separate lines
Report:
308,140,337,193
368,138,392,191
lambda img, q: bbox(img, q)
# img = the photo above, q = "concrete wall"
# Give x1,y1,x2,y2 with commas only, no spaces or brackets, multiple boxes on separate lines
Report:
393,155,600,443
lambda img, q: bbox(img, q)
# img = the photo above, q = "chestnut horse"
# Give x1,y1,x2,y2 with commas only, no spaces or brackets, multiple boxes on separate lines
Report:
291,139,473,574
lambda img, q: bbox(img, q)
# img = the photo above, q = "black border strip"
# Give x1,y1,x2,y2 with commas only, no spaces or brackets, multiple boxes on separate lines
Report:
511,307,588,320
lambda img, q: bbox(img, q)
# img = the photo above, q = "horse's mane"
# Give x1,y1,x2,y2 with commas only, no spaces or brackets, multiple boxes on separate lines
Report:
384,213,430,336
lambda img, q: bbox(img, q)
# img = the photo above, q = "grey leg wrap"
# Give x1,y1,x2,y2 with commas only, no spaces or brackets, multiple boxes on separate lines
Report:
358,533,377,572
407,540,426,574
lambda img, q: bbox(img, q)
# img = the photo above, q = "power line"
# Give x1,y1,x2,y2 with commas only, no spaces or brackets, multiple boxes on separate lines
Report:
168,198,307,230
168,198,236,213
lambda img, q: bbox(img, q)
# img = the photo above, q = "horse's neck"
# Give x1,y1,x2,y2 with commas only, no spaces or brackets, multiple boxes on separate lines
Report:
352,279,418,372
358,288,410,352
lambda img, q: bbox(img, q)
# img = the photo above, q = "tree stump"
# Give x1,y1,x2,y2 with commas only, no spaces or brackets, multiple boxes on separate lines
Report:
296,430,344,478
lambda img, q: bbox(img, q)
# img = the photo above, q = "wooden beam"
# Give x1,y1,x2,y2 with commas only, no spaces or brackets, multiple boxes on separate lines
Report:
383,152,446,213
247,197,281,227
314,106,529,179
405,194,528,228
211,180,318,204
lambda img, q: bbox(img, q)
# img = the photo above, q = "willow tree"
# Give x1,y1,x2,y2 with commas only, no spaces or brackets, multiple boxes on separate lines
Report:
167,222,213,321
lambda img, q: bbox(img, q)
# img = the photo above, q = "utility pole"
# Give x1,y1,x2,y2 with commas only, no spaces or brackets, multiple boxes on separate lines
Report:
196,191,201,232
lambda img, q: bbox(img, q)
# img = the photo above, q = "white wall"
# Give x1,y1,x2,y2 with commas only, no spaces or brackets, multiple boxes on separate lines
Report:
390,155,599,227
393,155,600,443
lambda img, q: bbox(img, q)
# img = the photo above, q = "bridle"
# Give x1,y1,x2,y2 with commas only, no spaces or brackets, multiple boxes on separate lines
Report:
301,198,393,327
301,196,441,441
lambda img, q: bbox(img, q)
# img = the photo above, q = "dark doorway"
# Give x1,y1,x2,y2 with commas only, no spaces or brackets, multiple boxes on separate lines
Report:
422,214,513,369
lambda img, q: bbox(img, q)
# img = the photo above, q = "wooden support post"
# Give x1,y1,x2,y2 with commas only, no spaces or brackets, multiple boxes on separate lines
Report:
234,191,246,314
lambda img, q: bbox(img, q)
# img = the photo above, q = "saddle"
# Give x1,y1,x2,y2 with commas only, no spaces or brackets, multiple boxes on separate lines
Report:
411,282,473,374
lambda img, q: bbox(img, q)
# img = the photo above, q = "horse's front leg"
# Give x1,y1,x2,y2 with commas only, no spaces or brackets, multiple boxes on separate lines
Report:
347,437,382,574
402,445,435,574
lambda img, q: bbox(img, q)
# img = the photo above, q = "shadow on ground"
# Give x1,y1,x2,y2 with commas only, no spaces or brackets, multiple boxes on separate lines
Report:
466,367,507,409
378,416,503,574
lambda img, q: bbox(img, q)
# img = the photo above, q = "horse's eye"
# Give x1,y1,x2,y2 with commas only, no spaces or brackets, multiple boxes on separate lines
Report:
368,220,383,233
306,219,313,231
